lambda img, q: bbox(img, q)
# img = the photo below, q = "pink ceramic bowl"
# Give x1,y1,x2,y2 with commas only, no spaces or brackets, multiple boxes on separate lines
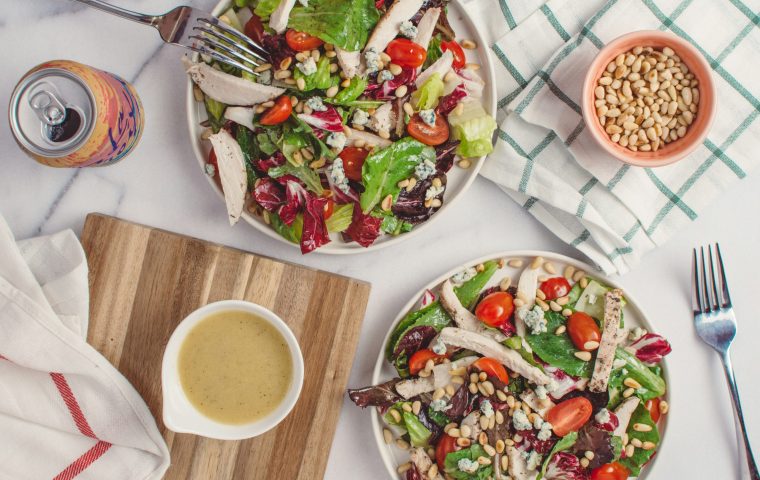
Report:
582,30,716,167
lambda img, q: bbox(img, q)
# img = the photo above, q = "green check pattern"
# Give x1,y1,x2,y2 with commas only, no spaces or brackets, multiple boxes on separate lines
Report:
471,0,760,274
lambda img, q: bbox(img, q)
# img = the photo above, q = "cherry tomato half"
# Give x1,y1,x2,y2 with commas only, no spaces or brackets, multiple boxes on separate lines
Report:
540,277,572,301
338,147,369,182
386,38,427,68
436,434,460,470
407,113,450,146
259,96,292,126
567,311,602,351
475,292,515,328
546,397,593,437
285,29,324,51
243,13,265,45
441,40,466,69
323,198,335,220
472,357,510,384
409,349,447,376
590,462,630,480
645,398,661,423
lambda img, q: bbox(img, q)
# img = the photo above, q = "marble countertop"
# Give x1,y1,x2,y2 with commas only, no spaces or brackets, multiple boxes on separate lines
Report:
2,1,759,478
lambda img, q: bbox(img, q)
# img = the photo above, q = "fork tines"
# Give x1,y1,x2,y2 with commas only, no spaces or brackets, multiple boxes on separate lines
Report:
189,17,268,75
692,243,732,314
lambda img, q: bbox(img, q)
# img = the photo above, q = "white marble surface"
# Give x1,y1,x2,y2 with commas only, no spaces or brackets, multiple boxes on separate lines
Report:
1,1,759,479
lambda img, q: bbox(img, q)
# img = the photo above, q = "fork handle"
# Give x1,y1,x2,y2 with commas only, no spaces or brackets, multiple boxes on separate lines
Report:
722,352,760,480
70,0,158,27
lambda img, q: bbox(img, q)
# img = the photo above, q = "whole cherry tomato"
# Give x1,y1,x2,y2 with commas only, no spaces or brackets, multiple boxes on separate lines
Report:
243,13,265,45
475,292,515,328
386,38,427,68
436,434,460,470
408,349,447,375
546,397,593,437
567,311,602,351
441,40,466,69
407,113,450,146
472,357,510,384
338,147,369,181
645,398,661,423
259,96,292,125
590,462,630,480
540,277,572,300
285,29,324,51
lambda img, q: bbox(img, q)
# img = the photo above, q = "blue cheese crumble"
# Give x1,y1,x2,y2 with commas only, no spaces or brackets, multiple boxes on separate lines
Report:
537,421,553,440
257,69,272,85
595,408,611,424
480,399,494,418
532,415,544,429
419,109,437,127
452,267,477,284
425,184,445,201
296,57,317,76
378,69,394,82
430,398,449,412
512,409,532,431
205,163,216,177
329,158,350,193
414,159,436,181
629,327,647,342
352,109,370,126
518,305,547,335
534,385,548,400
364,47,381,74
431,337,446,356
458,458,479,474
306,96,327,112
526,451,542,471
326,132,347,151
399,20,418,39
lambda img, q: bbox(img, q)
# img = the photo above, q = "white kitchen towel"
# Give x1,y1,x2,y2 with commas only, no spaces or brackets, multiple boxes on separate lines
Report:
0,214,170,480
472,0,760,274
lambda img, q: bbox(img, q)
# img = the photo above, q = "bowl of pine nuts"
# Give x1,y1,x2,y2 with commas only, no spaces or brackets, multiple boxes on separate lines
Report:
582,30,715,167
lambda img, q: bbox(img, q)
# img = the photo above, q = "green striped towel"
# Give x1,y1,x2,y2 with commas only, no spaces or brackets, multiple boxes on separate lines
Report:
471,0,760,274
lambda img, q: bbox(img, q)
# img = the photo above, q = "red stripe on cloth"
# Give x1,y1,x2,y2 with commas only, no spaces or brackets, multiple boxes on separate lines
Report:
52,440,112,480
49,373,97,439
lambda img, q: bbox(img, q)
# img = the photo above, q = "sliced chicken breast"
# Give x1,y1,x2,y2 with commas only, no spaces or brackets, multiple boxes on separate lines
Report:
269,0,296,34
612,397,641,437
432,356,478,389
184,58,285,106
514,264,540,337
413,7,440,52
439,280,507,343
395,376,434,399
520,390,555,417
224,106,256,131
507,446,530,480
364,0,426,55
415,50,453,88
348,128,393,148
395,356,477,397
410,448,445,480
590,289,624,392
208,130,247,226
438,327,550,385
367,102,396,134
335,48,361,79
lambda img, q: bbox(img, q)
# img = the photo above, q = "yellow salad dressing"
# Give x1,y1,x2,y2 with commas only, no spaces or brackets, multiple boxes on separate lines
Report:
178,310,293,424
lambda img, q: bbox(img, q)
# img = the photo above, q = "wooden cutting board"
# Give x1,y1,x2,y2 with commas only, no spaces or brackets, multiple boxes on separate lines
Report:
80,214,371,479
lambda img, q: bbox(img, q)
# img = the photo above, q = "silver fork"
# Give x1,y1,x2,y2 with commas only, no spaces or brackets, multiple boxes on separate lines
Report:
693,244,759,480
71,0,267,75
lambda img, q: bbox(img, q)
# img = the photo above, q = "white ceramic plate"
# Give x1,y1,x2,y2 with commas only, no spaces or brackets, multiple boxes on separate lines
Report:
369,251,670,479
186,0,497,254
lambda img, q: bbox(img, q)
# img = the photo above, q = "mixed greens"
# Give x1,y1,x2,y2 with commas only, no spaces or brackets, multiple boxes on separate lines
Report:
348,257,671,479
187,0,497,253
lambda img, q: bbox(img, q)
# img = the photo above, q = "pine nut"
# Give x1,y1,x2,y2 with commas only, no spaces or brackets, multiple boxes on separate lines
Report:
531,256,544,269
445,384,456,396
625,444,635,457
659,400,669,415
402,403,412,412
564,265,576,280
501,455,509,471
395,85,408,97
495,439,505,454
580,458,590,468
396,438,409,450
433,388,445,401
397,462,412,473
477,456,492,465
643,441,656,450
556,296,569,305
562,308,572,317
508,259,524,268
460,425,472,438
457,158,471,169
325,85,339,98
555,325,567,335
544,261,557,274
550,301,562,312
574,351,592,361
633,423,653,432
623,387,635,398
536,289,547,300
631,438,643,447
412,400,421,415
461,39,477,49
495,410,504,425
383,428,393,444
499,277,511,291
457,438,471,447
449,428,461,438
478,432,488,445
580,277,589,289
381,194,393,211
573,270,586,281
296,77,306,91
536,298,550,311
428,464,439,478
479,414,490,430
469,383,478,394
584,341,600,350
624,378,642,389
496,390,507,401
585,451,595,460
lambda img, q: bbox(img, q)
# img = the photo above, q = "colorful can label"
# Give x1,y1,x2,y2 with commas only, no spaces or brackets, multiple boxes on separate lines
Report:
8,60,144,168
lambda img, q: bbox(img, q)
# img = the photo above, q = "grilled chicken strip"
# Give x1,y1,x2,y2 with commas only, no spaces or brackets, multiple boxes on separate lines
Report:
184,58,284,106
590,289,624,392
439,280,507,343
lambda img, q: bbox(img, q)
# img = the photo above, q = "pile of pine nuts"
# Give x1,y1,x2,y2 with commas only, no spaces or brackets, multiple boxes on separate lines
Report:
594,45,699,152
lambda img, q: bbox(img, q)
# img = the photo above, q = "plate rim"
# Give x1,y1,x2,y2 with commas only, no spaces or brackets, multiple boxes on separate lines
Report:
185,0,498,255
368,250,670,479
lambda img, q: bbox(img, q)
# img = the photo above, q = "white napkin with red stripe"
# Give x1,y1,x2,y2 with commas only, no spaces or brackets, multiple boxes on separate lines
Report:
0,214,170,480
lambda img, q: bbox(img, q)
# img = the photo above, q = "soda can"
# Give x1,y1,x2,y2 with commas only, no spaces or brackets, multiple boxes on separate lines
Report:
8,60,144,168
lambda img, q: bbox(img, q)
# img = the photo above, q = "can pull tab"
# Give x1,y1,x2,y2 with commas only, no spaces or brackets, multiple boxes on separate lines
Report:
29,89,68,126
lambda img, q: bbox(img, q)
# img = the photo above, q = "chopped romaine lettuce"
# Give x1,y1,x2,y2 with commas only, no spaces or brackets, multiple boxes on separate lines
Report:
270,212,303,243
331,76,368,105
423,35,443,70
526,311,593,378
453,260,498,309
619,404,660,475
253,0,280,18
444,445,494,480
325,203,353,232
287,0,380,51
204,97,226,133
294,56,333,91
384,402,432,447
447,101,496,157
608,348,666,407
412,73,445,110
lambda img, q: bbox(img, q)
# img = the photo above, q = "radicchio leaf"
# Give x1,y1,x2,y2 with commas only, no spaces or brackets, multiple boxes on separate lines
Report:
262,33,296,67
420,289,436,307
253,178,286,212
435,140,460,173
571,424,615,469
591,408,619,432
544,451,589,480
417,405,444,443
545,366,588,401
297,106,345,132
256,152,286,174
347,378,402,409
366,67,418,99
406,464,422,480
391,175,446,224
446,384,471,419
436,85,467,116
629,333,672,365
278,179,308,226
344,203,382,247
300,194,331,254
517,429,556,455
393,325,437,358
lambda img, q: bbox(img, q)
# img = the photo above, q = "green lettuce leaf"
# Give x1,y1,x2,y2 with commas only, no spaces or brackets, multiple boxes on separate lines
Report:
448,101,497,157
526,311,593,378
270,213,303,243
383,402,432,447
253,0,280,18
268,163,324,194
608,348,666,407
423,35,443,69
444,445,494,480
204,97,226,133
360,138,433,213
619,404,660,475
325,203,353,232
331,76,368,104
412,73,445,110
287,0,380,51
454,260,499,309
538,431,578,479
236,127,258,187
294,56,332,91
